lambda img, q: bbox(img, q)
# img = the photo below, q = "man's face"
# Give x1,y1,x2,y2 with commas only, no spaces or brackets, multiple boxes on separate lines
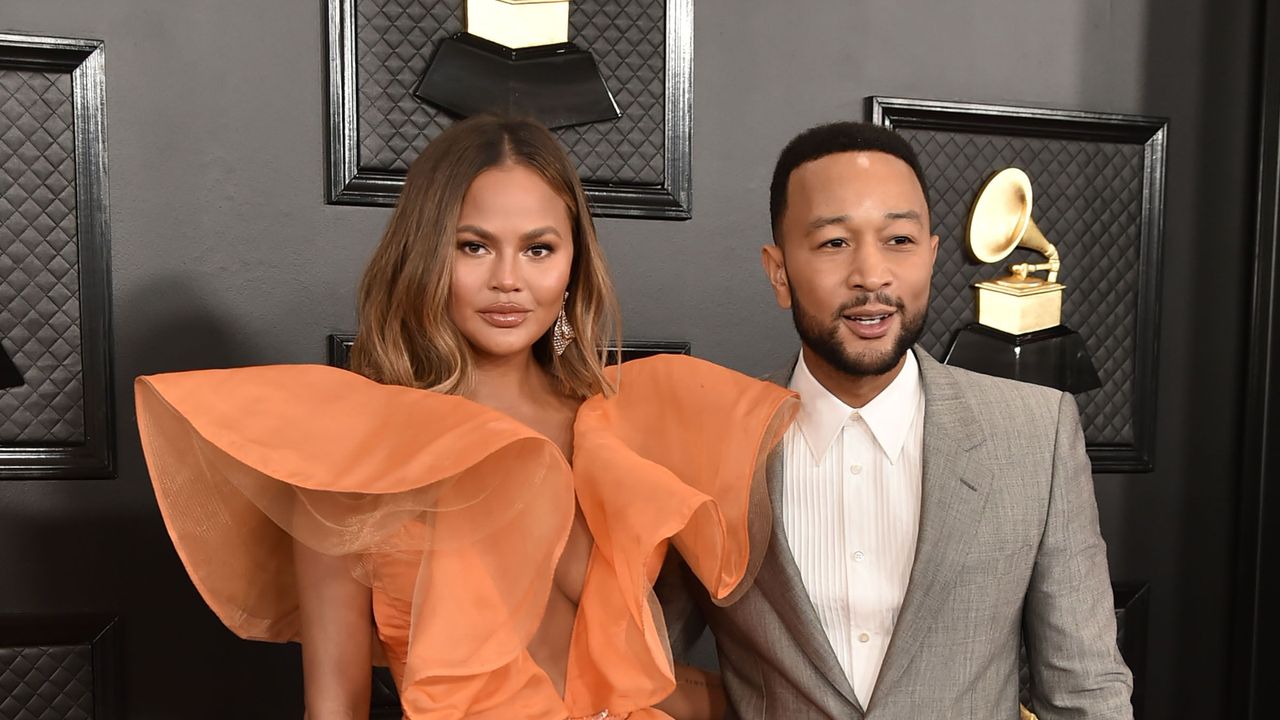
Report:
764,151,939,377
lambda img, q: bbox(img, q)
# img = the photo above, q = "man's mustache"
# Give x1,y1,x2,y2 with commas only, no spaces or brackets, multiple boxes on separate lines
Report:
833,291,906,318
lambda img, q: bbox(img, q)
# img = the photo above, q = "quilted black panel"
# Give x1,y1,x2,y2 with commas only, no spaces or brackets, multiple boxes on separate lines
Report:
0,68,85,444
0,645,93,720
355,0,666,184
902,129,1144,446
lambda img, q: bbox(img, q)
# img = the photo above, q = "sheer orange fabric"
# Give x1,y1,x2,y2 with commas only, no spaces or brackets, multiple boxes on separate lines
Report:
135,355,796,719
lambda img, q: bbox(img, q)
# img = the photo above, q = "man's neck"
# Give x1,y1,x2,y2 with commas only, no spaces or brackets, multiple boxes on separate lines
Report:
801,346,909,409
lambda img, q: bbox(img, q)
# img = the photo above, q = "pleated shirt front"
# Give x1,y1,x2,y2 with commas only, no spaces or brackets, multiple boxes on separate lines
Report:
780,350,925,705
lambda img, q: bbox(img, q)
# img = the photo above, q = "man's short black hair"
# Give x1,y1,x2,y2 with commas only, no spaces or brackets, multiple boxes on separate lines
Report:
769,121,929,242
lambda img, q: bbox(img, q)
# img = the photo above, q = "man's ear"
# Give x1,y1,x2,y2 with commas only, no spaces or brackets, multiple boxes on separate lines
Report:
761,243,792,309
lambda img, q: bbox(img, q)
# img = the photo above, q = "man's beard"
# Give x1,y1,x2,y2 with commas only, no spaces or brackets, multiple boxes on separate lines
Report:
790,289,927,377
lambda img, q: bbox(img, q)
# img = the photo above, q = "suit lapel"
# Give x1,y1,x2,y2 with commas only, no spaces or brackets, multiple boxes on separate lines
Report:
759,447,864,712
868,349,993,707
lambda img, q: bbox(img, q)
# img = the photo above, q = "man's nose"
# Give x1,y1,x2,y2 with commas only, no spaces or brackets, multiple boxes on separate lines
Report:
846,243,892,291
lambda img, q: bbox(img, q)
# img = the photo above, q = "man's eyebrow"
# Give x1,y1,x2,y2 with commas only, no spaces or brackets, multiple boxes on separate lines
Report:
806,210,924,232
884,210,923,223
807,214,850,232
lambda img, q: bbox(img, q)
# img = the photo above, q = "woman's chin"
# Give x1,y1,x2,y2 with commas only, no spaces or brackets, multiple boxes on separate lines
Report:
464,334,542,362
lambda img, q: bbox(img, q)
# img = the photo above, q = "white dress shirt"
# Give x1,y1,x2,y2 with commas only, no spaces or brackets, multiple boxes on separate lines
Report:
780,350,926,705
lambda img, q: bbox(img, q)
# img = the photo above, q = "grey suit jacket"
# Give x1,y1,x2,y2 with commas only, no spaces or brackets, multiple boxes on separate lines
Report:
660,348,1133,719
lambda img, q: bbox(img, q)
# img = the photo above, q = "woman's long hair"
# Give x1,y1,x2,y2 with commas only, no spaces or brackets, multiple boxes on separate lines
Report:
349,116,621,398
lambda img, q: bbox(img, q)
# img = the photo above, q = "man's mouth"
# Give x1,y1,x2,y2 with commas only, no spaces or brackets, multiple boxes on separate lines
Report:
841,308,897,339
848,313,891,325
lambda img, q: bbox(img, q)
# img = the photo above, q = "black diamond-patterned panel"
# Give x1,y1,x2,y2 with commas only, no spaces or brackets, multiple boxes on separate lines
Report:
0,68,85,444
0,645,94,720
356,0,666,184
902,129,1145,445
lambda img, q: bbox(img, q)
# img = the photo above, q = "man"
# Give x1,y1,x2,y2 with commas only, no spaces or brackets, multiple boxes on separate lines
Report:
659,122,1133,718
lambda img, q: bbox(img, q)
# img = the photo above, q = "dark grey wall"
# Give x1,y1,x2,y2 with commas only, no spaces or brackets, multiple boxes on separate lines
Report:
0,1,1258,718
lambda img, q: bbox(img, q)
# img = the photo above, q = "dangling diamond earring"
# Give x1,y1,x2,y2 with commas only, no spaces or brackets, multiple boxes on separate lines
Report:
553,291,576,357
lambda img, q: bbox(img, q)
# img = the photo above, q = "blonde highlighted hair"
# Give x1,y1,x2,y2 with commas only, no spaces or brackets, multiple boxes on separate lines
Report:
350,116,621,398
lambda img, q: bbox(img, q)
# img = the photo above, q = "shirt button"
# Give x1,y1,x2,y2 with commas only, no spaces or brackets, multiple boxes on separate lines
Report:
850,463,863,475
853,550,865,562
858,632,871,643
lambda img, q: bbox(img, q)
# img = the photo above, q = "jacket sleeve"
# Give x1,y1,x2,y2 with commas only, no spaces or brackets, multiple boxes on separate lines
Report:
1023,392,1134,719
654,552,712,664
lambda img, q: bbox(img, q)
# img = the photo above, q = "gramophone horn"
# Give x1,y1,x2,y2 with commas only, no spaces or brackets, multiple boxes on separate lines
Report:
968,168,1032,263
967,168,1060,283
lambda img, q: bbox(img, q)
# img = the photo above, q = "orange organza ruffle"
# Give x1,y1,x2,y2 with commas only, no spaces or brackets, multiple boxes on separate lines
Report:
135,355,796,719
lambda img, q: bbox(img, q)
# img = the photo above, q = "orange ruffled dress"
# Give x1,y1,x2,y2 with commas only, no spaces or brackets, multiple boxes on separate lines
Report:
135,355,796,719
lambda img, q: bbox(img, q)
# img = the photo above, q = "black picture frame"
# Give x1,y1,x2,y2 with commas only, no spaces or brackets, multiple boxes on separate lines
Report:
326,333,690,370
325,0,693,219
0,33,115,480
869,96,1167,473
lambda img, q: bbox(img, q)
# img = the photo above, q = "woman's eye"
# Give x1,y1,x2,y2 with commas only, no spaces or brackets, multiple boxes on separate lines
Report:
459,241,487,255
525,244,553,258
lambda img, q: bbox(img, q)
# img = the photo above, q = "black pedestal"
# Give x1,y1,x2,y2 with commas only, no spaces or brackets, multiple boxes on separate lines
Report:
414,32,620,129
944,323,1102,393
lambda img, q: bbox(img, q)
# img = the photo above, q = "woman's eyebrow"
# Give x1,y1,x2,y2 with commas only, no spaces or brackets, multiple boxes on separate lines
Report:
456,224,496,241
521,226,563,241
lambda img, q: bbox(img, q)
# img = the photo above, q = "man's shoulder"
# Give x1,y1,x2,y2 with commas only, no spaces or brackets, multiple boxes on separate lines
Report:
920,352,1066,431
937,360,1062,403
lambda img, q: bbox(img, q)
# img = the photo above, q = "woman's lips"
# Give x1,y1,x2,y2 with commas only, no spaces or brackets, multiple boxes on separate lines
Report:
479,311,531,328
478,303,532,328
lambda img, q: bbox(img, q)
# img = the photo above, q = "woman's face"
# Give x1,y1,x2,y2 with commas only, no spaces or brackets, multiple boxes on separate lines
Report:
448,163,575,361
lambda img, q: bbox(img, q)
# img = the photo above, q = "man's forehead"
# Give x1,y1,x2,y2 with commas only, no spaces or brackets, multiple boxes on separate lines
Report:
793,150,915,177
790,155,926,207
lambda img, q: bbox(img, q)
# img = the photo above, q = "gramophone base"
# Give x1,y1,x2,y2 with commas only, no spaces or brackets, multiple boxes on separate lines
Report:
975,280,1064,335
944,323,1102,394
414,32,620,130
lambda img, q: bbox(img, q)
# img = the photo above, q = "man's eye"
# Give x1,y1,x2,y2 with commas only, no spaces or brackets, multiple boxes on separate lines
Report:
821,238,849,248
888,235,914,246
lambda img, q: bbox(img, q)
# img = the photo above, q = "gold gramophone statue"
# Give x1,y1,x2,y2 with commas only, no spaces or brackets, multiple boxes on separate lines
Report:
414,0,621,129
944,168,1102,393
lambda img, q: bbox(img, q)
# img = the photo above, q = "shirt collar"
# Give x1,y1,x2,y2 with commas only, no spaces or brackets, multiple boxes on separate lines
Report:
788,349,923,465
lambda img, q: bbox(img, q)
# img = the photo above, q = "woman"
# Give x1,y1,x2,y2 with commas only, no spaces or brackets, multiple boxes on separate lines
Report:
135,116,795,719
